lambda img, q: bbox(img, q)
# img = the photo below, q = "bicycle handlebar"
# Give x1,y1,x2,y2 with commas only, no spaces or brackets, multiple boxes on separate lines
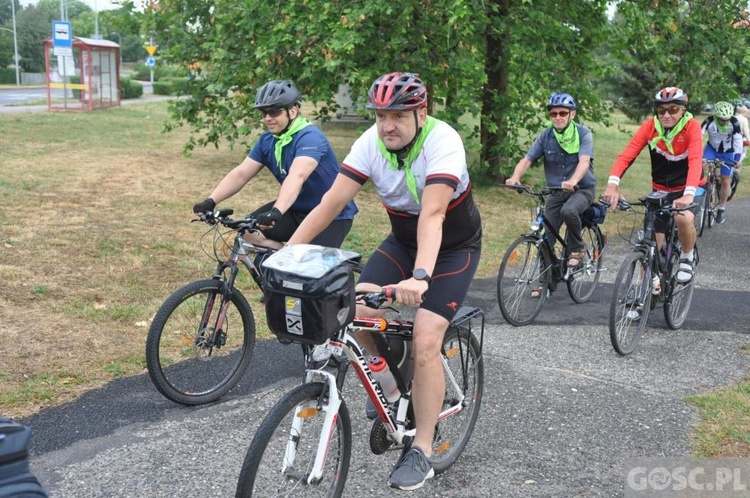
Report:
192,209,261,231
501,183,573,197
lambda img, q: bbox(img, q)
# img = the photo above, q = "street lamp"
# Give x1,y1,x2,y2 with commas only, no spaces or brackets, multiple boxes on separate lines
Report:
0,0,20,86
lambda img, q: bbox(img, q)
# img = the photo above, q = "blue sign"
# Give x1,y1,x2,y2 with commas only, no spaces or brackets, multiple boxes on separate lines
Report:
52,21,72,48
145,56,156,68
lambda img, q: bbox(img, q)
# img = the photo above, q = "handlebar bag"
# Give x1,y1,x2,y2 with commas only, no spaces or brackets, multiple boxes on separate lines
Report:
582,202,607,228
262,244,360,345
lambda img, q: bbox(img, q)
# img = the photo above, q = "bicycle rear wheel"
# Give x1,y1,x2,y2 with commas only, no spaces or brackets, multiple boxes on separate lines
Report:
496,236,550,326
146,279,255,405
236,382,351,498
609,252,651,356
664,244,697,330
431,325,484,474
567,225,605,303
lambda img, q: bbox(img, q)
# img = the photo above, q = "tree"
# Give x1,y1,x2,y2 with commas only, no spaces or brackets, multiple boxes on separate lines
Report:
608,0,750,120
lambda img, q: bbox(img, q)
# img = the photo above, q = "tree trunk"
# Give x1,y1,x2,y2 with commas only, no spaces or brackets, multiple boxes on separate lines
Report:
481,0,510,181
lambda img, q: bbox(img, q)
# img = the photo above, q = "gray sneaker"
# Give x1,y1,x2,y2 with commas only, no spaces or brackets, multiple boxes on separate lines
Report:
388,447,435,490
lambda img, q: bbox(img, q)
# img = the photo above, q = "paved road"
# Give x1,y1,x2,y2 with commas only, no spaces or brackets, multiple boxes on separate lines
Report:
23,197,750,497
0,83,156,113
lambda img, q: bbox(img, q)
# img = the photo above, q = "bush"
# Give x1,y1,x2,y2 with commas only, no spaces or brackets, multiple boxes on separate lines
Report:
120,78,143,99
0,67,20,84
132,62,181,82
152,77,190,96
70,75,82,99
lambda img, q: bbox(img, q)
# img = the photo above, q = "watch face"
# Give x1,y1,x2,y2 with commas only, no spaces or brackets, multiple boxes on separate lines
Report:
413,269,430,281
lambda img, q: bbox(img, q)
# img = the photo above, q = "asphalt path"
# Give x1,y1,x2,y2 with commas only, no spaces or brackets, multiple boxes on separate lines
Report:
23,197,750,497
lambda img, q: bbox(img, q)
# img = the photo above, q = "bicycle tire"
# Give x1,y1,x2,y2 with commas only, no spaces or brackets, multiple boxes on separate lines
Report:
431,325,484,474
497,236,550,326
566,225,604,303
235,382,351,498
145,279,256,405
698,187,710,237
609,252,651,356
708,182,719,228
664,242,697,330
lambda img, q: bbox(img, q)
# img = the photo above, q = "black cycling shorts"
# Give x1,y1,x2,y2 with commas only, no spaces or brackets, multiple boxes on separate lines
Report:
358,234,481,322
653,190,702,233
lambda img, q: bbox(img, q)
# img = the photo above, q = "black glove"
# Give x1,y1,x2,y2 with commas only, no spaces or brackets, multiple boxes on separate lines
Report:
193,198,216,214
257,207,283,226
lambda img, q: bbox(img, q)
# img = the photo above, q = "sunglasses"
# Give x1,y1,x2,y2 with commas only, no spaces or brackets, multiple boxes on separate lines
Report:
549,110,570,118
258,108,285,118
656,105,683,116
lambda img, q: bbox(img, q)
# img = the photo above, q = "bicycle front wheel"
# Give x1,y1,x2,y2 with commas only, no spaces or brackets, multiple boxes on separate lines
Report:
708,182,719,228
145,279,255,405
236,382,351,498
567,225,605,303
431,325,484,474
609,252,651,355
664,245,697,330
497,236,550,326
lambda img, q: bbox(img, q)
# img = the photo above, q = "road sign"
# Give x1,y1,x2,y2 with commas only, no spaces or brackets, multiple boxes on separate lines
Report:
145,56,156,68
53,21,73,57
146,45,157,56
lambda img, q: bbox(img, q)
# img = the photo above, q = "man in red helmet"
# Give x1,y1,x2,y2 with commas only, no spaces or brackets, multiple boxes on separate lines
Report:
289,72,482,490
603,86,705,284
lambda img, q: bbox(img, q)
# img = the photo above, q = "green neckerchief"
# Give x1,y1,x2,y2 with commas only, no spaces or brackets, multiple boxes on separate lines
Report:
551,122,580,154
273,116,312,174
650,112,693,154
715,117,730,133
376,115,438,204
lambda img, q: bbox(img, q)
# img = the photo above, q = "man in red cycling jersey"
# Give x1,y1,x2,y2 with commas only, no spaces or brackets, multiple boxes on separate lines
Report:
603,86,705,284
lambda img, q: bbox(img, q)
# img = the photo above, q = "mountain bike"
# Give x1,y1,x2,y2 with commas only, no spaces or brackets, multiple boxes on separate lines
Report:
698,159,723,236
235,287,485,497
609,192,699,355
496,185,606,326
145,209,271,405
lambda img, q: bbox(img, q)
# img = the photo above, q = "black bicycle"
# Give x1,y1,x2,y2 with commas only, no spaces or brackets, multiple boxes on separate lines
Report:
496,185,606,326
698,159,723,236
145,209,270,405
609,192,699,355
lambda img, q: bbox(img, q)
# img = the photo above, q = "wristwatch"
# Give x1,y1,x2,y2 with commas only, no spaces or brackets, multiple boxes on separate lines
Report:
412,268,432,285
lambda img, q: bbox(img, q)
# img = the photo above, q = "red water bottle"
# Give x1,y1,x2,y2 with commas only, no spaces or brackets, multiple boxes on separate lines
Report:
369,356,400,403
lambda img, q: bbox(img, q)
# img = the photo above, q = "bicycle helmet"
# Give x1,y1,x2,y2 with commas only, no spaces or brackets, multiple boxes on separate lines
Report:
254,80,302,109
713,101,734,120
546,93,577,110
366,72,427,110
654,87,688,106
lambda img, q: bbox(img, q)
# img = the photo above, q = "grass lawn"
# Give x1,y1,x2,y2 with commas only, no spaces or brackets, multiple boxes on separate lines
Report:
0,100,747,456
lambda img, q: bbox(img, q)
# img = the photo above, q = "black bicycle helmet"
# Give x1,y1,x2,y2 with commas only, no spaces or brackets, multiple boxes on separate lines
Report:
254,80,302,109
366,72,427,111
654,87,688,106
546,93,577,110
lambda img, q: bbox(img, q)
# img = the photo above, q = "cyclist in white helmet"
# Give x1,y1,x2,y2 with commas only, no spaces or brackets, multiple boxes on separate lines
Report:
701,100,743,223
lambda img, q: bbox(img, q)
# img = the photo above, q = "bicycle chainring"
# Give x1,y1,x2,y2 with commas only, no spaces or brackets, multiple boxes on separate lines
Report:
369,419,394,455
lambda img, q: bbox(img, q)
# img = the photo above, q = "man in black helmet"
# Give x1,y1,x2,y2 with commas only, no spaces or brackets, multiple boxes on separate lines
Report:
289,72,482,491
193,79,357,249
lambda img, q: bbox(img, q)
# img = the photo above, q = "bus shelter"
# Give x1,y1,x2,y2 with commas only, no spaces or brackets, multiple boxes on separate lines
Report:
43,36,121,111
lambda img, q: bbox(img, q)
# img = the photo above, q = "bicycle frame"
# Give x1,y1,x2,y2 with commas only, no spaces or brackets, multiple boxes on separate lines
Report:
294,309,483,484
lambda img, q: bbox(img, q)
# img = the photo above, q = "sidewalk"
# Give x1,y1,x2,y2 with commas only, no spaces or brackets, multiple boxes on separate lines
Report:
0,94,173,114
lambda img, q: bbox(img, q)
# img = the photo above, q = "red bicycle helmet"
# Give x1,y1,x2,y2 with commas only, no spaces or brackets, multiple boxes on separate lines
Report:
366,72,427,110
654,87,688,106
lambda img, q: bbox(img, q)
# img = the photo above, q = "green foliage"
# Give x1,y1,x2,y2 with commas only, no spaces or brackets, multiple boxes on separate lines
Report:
608,0,750,120
0,67,19,84
151,77,189,96
120,77,143,99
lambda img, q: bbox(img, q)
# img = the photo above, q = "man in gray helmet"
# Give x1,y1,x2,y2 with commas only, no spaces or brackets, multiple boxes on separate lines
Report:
193,79,358,248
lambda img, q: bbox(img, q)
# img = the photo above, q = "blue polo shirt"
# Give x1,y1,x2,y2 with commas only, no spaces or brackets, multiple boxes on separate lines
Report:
249,126,357,220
